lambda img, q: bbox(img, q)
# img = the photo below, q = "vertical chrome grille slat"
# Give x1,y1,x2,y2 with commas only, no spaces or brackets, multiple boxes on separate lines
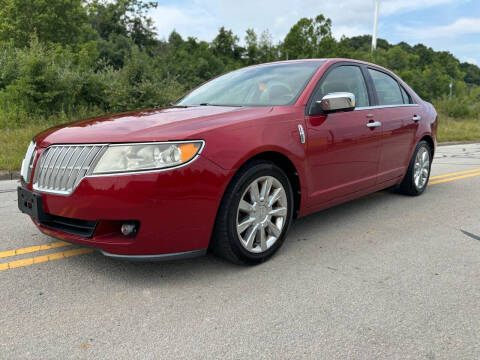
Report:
55,146,73,190
73,146,95,189
39,148,56,188
66,147,88,190
64,147,83,190
46,147,62,189
52,146,71,190
33,145,107,195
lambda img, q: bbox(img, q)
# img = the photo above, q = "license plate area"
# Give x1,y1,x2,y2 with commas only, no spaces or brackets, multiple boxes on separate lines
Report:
17,187,49,222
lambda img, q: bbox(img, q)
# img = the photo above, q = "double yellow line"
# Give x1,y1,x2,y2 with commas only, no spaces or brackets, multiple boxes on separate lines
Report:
0,241,93,272
429,167,480,185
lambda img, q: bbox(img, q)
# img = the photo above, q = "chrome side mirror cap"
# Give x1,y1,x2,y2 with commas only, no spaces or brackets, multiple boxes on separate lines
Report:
317,92,356,113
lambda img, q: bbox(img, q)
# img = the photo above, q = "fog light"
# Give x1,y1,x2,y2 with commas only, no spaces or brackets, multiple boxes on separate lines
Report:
121,222,137,236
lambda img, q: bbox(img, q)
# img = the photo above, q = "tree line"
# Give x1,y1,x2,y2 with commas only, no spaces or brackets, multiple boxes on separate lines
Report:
0,0,478,129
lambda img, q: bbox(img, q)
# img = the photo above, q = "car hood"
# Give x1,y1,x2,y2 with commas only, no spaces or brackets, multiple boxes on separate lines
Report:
35,106,273,147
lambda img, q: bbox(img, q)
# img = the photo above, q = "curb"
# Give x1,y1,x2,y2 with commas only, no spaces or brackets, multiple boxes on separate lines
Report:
438,141,480,146
0,171,20,181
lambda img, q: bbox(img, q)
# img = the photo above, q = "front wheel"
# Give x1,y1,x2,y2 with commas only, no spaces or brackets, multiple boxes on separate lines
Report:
398,140,432,195
211,160,294,265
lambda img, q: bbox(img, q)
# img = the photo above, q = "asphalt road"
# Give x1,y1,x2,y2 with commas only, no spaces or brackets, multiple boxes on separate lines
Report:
0,143,479,359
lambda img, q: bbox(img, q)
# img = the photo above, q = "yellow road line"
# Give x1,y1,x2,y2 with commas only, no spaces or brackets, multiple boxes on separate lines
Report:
0,241,71,259
429,171,480,185
0,248,94,272
430,167,480,180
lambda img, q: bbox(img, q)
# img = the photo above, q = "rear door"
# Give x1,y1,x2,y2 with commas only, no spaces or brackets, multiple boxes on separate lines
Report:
366,68,420,183
304,63,382,207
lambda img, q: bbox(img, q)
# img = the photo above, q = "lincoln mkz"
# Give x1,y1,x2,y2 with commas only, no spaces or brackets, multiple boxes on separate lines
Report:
18,59,437,264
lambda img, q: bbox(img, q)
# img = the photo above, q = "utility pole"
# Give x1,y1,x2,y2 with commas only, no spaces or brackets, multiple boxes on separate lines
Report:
371,0,380,53
449,78,453,99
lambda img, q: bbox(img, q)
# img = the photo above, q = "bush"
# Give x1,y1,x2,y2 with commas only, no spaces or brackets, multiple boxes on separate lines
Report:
100,46,184,112
0,38,185,128
434,97,473,119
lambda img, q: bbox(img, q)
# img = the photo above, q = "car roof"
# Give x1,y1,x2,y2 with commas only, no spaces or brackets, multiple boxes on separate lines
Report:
255,58,383,69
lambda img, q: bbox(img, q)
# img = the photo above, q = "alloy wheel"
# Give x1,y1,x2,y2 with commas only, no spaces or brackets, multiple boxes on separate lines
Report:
413,146,430,190
236,176,288,253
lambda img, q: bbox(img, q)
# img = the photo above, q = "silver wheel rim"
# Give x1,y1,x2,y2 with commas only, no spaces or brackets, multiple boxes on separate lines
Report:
413,146,430,189
236,176,288,254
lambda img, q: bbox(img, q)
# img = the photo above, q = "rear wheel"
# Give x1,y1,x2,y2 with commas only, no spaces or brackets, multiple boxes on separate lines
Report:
398,140,432,195
211,160,294,265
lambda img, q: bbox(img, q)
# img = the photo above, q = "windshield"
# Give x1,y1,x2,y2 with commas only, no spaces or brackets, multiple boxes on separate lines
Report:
176,62,323,107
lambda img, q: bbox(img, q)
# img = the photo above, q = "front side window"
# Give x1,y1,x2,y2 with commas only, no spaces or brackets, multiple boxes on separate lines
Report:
177,62,322,107
314,65,369,108
368,69,403,106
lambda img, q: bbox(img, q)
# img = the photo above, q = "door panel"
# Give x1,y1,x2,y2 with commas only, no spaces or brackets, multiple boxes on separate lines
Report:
304,64,382,208
366,68,419,183
305,109,381,206
373,106,419,182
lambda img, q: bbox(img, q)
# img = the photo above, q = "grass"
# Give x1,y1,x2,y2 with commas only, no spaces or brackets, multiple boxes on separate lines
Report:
1,114,480,171
437,116,480,143
0,123,54,171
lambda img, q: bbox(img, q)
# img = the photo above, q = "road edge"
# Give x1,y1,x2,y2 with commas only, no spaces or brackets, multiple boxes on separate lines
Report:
0,171,20,181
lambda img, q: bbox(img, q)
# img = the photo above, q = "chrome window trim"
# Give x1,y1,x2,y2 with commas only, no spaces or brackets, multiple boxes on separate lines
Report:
354,103,419,111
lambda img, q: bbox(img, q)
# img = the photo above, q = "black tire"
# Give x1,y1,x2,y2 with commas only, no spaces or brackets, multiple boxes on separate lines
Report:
211,160,294,265
398,140,432,196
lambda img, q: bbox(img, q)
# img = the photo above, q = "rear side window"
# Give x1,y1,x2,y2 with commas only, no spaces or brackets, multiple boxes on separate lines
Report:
315,65,369,107
368,69,403,106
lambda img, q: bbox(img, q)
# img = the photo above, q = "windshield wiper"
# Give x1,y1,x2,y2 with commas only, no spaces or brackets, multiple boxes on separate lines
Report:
198,103,243,107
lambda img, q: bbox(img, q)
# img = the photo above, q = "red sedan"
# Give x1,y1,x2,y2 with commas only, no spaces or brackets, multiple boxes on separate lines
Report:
18,59,437,264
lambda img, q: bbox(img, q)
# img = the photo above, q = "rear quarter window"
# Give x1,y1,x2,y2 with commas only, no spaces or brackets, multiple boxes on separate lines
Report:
399,85,412,104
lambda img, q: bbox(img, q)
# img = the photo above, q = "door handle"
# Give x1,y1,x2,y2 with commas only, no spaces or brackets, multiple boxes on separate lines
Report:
366,121,381,128
412,115,421,122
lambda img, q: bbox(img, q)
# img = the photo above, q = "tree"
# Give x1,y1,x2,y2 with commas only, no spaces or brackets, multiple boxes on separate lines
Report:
282,15,332,59
87,0,157,46
212,27,242,61
0,0,93,47
87,0,158,68
460,62,480,86
244,28,258,64
258,30,277,62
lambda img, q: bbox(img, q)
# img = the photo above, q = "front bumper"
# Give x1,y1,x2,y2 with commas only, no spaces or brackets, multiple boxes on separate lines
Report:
21,155,233,257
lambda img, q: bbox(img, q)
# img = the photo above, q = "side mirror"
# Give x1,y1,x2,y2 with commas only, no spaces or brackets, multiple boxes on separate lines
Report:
316,92,355,113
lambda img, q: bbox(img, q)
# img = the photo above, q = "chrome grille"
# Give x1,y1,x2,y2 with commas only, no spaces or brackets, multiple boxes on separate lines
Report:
33,145,107,195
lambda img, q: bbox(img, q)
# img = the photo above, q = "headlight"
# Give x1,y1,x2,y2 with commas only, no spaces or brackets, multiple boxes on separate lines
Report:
92,141,204,175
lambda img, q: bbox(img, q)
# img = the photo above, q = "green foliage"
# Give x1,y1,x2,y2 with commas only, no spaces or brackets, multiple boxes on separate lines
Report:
435,97,472,118
282,15,332,59
0,0,94,47
0,0,478,133
99,46,184,112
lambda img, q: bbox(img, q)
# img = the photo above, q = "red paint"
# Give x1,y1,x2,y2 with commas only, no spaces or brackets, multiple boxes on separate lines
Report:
24,59,437,256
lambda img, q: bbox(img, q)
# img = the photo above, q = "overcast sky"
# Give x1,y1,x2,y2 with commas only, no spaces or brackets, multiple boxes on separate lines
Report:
150,0,480,65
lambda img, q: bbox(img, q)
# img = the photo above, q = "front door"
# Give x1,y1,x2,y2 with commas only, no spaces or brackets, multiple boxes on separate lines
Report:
304,64,382,207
